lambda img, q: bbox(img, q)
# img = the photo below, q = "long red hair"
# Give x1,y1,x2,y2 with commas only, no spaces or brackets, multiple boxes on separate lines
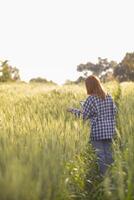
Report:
85,75,107,99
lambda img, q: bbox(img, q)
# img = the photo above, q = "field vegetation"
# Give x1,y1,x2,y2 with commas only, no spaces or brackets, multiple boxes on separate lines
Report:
0,81,133,200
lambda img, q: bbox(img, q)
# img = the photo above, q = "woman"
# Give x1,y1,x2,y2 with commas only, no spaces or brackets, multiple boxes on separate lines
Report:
67,75,117,176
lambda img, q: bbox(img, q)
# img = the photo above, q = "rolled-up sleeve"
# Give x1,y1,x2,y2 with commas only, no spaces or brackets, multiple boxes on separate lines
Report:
70,108,81,117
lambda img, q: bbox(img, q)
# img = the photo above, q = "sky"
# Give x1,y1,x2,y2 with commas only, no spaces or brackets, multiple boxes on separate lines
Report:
0,0,134,84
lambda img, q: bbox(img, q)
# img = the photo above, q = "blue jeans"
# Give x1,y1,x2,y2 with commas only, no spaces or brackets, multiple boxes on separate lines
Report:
91,139,113,176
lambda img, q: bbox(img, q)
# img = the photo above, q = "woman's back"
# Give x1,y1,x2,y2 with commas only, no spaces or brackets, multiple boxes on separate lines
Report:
92,94,116,120
85,94,117,140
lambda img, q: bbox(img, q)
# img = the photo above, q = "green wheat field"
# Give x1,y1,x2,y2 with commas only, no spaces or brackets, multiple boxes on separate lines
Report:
0,81,134,200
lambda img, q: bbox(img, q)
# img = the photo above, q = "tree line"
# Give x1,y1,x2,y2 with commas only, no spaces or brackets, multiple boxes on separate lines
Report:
0,52,134,84
72,52,134,84
0,60,55,84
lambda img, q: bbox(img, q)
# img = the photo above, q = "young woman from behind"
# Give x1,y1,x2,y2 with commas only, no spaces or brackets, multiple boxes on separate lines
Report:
67,75,117,176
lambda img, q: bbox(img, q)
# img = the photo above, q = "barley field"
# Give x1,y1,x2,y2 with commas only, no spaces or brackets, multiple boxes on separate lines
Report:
0,81,133,200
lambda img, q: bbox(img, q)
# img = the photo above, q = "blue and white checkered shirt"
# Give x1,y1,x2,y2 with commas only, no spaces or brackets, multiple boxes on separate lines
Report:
70,94,117,141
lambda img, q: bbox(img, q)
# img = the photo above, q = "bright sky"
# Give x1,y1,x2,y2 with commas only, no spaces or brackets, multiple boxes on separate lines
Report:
0,0,134,84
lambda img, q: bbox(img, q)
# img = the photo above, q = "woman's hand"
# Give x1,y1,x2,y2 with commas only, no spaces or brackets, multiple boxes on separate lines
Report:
67,108,73,113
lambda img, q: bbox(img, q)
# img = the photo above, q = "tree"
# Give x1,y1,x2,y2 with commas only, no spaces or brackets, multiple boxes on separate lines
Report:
29,77,56,84
29,77,48,83
0,60,20,82
77,62,95,72
77,57,117,81
75,76,86,83
114,52,134,82
11,67,20,81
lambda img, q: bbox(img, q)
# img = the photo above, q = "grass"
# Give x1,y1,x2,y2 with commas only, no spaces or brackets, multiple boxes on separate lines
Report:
0,81,133,200
103,82,134,200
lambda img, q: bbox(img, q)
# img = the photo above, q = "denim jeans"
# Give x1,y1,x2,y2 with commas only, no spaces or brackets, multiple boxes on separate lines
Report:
91,139,113,176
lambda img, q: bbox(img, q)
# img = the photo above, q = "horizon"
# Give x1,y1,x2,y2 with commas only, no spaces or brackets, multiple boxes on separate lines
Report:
0,0,134,84
0,53,130,85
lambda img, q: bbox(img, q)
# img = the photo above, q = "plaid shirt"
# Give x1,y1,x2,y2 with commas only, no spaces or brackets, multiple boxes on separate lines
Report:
70,94,117,141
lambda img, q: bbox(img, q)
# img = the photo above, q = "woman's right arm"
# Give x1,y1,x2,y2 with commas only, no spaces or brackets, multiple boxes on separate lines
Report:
67,97,95,120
